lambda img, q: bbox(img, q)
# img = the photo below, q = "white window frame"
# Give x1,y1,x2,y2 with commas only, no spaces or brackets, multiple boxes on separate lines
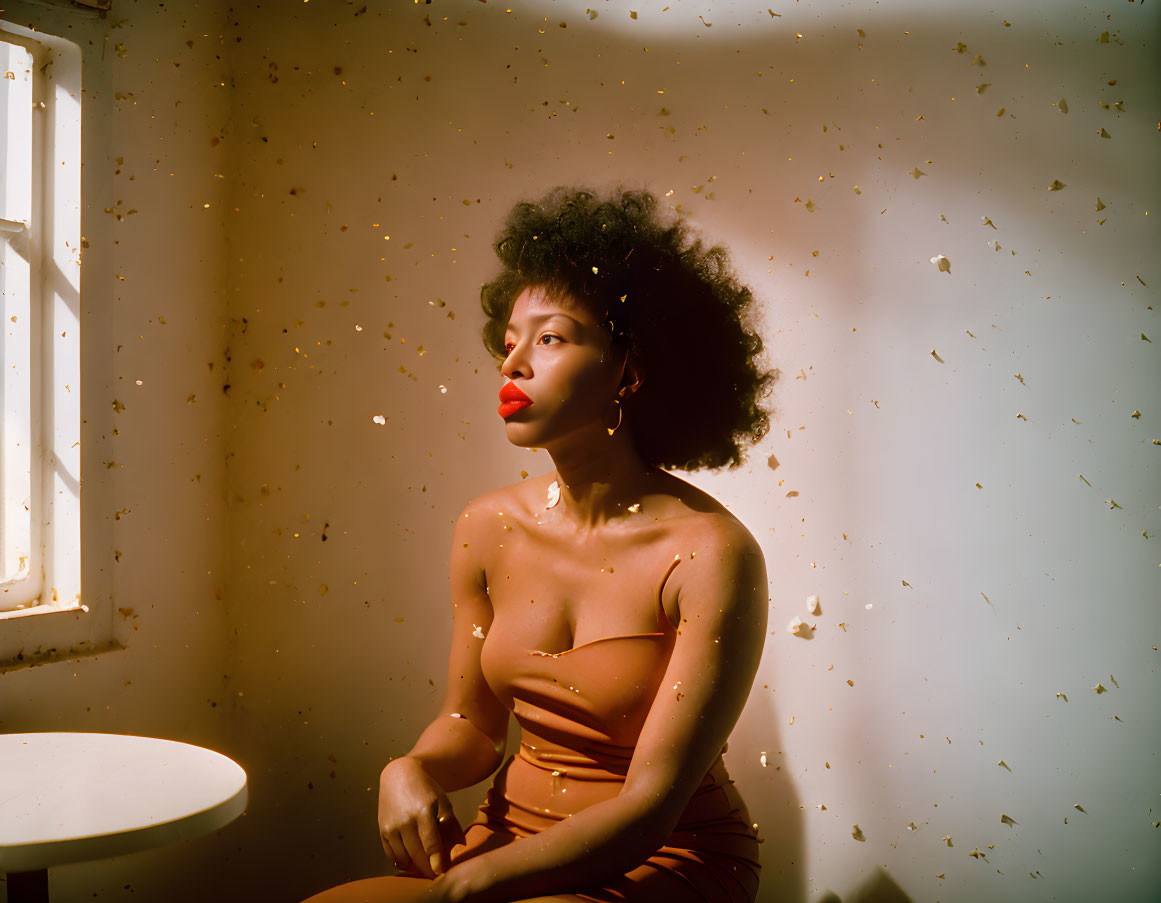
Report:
0,15,93,668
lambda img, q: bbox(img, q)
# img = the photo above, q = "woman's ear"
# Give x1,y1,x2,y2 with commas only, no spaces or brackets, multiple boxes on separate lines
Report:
618,357,644,398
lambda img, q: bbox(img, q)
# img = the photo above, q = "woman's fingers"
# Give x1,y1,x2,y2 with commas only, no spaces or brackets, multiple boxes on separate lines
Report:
382,831,412,874
436,801,467,858
400,821,437,879
418,801,449,875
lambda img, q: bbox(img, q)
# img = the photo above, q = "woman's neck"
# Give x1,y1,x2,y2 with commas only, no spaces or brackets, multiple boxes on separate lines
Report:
544,430,655,529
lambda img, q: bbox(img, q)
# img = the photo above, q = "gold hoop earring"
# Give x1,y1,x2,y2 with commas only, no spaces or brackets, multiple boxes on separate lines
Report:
606,398,623,436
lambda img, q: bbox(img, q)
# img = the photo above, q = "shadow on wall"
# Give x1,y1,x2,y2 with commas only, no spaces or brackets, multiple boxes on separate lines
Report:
818,868,915,903
748,697,805,903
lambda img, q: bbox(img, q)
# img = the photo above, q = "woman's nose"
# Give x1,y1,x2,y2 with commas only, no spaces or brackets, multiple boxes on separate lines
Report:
500,343,529,380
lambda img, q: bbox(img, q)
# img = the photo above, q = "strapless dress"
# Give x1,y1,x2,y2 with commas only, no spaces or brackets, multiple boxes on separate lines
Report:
449,581,762,902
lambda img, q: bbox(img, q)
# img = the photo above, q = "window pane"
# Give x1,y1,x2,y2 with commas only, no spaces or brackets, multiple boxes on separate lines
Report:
1,40,33,225
1,39,33,592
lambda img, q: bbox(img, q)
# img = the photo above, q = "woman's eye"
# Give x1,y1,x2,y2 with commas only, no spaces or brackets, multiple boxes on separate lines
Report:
539,334,561,345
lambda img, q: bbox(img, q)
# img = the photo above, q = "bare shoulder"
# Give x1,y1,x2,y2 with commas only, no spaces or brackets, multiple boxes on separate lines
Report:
453,473,556,546
646,475,766,624
652,471,764,562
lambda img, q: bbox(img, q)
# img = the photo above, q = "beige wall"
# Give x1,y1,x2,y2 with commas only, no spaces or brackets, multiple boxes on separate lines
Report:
2,1,1158,901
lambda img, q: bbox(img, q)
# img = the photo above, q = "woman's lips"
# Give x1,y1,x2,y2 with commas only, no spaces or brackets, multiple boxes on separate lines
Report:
498,382,532,419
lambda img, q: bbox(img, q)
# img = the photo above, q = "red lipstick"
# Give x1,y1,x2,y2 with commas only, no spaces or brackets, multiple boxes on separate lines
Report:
498,382,532,419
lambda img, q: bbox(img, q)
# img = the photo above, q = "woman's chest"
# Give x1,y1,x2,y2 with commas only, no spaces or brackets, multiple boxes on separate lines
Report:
484,529,684,656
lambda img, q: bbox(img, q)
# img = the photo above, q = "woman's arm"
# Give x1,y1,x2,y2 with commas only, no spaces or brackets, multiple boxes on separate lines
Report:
379,499,512,878
440,518,769,903
392,498,510,788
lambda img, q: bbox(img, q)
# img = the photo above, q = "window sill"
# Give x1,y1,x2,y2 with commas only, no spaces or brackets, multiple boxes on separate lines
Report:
0,603,120,673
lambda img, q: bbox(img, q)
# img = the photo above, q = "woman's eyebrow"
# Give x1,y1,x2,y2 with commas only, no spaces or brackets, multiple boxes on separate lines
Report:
505,312,584,334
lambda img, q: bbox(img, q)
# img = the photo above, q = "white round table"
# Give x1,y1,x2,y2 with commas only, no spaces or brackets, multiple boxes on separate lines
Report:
0,732,248,902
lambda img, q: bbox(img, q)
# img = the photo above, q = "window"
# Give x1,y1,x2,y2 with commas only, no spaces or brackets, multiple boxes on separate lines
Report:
0,20,83,639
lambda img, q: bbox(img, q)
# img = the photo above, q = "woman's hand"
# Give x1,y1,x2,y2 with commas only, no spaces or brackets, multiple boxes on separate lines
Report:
378,757,467,879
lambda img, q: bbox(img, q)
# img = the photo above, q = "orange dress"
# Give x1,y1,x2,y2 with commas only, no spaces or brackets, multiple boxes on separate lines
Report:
448,583,763,902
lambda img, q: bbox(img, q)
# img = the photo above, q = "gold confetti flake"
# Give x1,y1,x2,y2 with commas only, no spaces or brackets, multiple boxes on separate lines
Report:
1049,179,1066,191
472,624,485,639
909,167,927,179
981,216,996,228
788,616,814,638
372,415,386,425
1074,803,1087,813
851,825,866,842
804,199,817,212
807,594,821,615
1058,98,1069,114
998,760,1011,771
1093,683,1107,694
1098,128,1111,139
627,503,641,513
930,255,951,274
930,349,945,363
545,480,561,509
1056,692,1068,702
1000,814,1018,826
942,835,954,847
976,83,990,94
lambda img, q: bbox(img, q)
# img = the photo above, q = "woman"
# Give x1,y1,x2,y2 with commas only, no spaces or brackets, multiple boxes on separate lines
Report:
305,188,775,903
